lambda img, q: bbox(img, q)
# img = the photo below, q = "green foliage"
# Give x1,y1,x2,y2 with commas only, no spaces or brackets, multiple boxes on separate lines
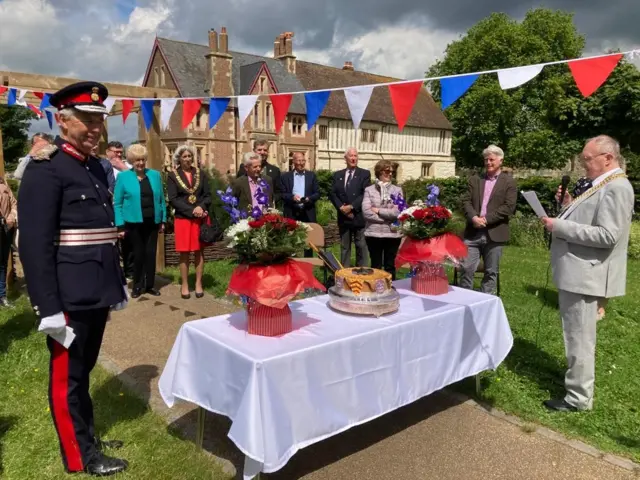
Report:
401,177,469,212
507,211,547,248
514,176,561,215
629,222,640,260
316,198,337,226
6,178,19,197
315,169,334,199
207,168,233,232
0,105,38,167
426,8,596,170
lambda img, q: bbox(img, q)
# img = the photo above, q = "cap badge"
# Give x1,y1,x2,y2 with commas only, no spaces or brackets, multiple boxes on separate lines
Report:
90,87,100,102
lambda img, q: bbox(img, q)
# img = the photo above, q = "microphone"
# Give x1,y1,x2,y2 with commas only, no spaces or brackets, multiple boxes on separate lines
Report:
558,175,571,210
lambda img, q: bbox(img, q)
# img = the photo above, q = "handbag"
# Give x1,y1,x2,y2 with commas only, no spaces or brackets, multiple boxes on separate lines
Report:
199,211,224,244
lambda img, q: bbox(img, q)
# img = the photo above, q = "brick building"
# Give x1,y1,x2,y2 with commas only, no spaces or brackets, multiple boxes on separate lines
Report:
140,28,456,180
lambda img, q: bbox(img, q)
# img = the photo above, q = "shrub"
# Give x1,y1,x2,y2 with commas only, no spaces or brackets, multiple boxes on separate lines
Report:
6,178,19,197
507,211,547,249
628,221,640,260
515,176,560,217
401,177,468,212
316,198,337,226
316,169,334,199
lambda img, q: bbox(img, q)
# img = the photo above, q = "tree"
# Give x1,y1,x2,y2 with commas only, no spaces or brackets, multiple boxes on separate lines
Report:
0,105,37,168
427,9,587,169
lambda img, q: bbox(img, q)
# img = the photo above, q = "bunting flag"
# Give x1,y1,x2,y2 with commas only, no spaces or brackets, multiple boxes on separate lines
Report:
498,65,544,90
388,81,423,131
160,98,178,130
270,93,293,134
181,98,202,130
7,88,17,106
17,89,28,106
209,97,230,129
27,104,42,118
238,95,258,130
45,109,54,129
121,99,134,124
441,74,479,109
33,92,52,110
140,99,155,130
0,86,7,95
568,54,624,97
304,91,331,130
344,85,374,130
103,96,116,114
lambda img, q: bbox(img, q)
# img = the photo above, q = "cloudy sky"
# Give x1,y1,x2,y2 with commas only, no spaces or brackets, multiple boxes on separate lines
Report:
2,0,638,145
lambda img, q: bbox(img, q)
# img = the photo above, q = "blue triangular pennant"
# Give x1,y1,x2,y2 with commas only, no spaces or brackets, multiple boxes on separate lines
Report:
45,110,54,130
140,99,155,131
7,88,17,106
209,97,230,129
440,74,479,109
304,91,331,129
39,93,51,111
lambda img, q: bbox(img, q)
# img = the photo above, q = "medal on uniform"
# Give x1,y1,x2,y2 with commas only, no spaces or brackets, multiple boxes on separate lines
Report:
188,194,197,204
174,168,201,205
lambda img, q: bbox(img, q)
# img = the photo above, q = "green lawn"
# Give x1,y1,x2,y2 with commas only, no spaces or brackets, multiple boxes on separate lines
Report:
0,296,229,479
166,245,640,463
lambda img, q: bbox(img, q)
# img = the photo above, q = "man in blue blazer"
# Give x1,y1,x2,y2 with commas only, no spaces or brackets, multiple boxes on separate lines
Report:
329,147,371,267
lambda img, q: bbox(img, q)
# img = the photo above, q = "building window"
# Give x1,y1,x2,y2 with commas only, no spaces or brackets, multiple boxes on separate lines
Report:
254,104,260,129
421,162,433,178
194,108,203,130
360,129,369,142
265,104,271,131
319,125,328,140
153,67,159,87
369,129,377,143
260,77,266,93
291,116,304,135
160,65,166,87
438,130,447,152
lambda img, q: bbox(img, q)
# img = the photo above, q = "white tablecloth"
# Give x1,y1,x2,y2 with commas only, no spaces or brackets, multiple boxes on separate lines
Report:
159,280,513,476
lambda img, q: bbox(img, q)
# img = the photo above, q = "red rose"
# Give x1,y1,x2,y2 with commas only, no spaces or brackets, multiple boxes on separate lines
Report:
398,214,409,222
249,220,264,229
413,209,427,220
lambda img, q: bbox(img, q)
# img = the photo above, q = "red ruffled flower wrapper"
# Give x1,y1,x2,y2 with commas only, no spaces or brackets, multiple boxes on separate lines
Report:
227,259,326,336
395,233,468,295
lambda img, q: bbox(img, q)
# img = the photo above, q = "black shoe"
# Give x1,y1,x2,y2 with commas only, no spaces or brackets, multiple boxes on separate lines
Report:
131,288,142,299
543,398,579,412
95,438,124,450
181,292,191,299
0,297,12,307
84,453,128,476
145,288,161,296
195,291,204,298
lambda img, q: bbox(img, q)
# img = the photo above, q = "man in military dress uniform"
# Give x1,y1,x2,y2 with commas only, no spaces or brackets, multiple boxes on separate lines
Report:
18,82,129,476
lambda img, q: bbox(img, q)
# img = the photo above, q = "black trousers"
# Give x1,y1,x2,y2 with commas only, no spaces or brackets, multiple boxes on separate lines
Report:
365,236,402,280
289,208,313,258
127,220,159,290
47,307,110,472
120,236,134,278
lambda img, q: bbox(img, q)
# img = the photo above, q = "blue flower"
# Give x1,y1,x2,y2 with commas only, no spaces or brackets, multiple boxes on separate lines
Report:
251,206,263,219
239,210,248,219
255,188,269,206
258,179,269,190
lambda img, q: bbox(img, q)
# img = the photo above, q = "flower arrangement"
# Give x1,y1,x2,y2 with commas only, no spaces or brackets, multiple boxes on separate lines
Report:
393,185,454,240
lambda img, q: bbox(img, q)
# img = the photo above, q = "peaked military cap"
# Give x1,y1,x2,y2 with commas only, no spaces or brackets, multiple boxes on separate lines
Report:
49,81,109,114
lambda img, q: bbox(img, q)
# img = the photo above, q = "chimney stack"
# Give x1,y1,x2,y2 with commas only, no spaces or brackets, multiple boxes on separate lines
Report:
274,34,283,57
274,31,296,74
219,26,229,53
342,61,354,71
208,29,218,52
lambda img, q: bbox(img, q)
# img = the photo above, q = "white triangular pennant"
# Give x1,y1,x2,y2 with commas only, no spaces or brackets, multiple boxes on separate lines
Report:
160,98,178,130
16,89,28,106
103,96,116,114
238,95,259,131
498,64,544,90
344,86,373,130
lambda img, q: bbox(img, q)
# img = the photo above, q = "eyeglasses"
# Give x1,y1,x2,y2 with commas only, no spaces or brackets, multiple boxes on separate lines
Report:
382,169,393,173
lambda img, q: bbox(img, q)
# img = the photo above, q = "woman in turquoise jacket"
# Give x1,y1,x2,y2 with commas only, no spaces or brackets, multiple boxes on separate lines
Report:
114,144,166,298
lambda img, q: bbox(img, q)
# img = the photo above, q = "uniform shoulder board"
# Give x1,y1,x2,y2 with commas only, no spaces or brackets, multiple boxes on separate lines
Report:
31,144,59,162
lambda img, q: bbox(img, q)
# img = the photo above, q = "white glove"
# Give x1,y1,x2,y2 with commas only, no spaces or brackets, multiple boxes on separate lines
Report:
38,312,75,348
110,284,130,312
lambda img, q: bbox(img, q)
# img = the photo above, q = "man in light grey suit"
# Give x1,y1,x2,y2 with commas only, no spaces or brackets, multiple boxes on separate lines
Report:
541,135,634,412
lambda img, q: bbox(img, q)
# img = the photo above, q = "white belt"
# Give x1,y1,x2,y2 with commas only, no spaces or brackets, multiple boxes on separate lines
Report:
55,227,118,246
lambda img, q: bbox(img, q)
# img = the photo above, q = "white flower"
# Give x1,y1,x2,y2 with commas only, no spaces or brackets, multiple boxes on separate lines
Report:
401,205,420,217
225,219,250,242
297,221,311,231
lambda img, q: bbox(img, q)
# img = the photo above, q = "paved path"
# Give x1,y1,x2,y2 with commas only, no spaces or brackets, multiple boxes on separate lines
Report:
100,278,639,480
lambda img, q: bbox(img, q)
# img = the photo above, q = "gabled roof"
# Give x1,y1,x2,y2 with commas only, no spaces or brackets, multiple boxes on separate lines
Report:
151,37,451,129
239,61,278,96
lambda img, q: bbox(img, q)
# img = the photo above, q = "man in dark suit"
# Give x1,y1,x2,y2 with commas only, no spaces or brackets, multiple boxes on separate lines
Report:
280,152,320,257
237,138,281,206
330,147,371,267
233,152,274,213
460,144,517,294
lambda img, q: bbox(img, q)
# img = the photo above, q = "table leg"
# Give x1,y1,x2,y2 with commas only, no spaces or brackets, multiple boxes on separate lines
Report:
196,406,205,449
475,374,481,396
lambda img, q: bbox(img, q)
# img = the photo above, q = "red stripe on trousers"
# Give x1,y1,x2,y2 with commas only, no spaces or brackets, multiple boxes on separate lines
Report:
51,313,84,471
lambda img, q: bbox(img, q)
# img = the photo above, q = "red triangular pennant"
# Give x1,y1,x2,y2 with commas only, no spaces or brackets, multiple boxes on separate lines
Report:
0,87,7,95
182,99,202,130
27,104,43,118
388,81,423,131
121,99,134,124
33,91,44,100
568,54,623,97
270,94,293,134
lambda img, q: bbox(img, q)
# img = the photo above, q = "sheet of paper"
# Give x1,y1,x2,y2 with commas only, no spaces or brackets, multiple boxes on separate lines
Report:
521,190,548,218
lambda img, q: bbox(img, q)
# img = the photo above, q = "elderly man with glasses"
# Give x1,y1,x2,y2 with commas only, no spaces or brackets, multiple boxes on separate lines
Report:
541,135,634,413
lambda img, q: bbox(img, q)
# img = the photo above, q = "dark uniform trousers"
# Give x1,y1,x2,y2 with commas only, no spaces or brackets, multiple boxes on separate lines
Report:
18,136,126,472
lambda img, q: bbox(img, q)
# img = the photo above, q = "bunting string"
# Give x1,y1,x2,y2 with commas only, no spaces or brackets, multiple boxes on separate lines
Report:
1,49,637,133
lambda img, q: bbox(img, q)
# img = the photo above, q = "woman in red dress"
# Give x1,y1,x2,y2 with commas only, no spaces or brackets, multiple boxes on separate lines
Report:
167,145,211,299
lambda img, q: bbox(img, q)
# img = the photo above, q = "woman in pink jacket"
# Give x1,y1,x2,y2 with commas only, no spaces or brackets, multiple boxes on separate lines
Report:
362,160,404,279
